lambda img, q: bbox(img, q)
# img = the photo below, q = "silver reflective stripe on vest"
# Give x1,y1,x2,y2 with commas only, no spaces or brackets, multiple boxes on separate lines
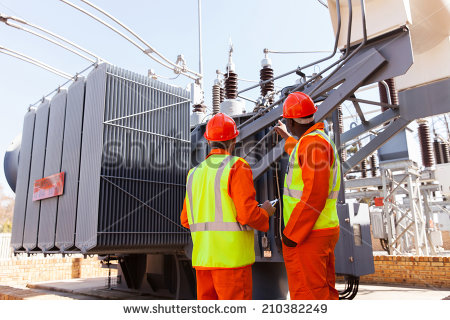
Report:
328,190,339,199
284,130,340,200
187,166,200,224
187,155,253,232
284,188,338,200
311,130,340,191
214,156,234,222
190,221,253,232
285,143,298,188
283,187,303,199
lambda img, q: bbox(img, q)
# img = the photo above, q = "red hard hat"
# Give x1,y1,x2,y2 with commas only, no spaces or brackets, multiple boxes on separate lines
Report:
204,113,239,141
282,92,317,118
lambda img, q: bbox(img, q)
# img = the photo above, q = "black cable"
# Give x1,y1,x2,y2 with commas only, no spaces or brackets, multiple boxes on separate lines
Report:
339,276,360,300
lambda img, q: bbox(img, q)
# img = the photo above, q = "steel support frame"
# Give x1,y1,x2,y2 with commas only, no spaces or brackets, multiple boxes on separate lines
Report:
250,48,387,180
380,161,431,256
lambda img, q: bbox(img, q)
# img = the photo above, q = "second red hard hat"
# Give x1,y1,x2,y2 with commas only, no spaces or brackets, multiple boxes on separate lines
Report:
204,113,239,141
283,92,317,118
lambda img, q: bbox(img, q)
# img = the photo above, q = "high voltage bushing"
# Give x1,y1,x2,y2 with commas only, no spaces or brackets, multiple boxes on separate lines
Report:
441,142,450,163
260,66,274,104
370,154,378,177
212,81,221,115
337,106,347,161
192,104,207,113
225,71,238,99
434,140,444,164
417,120,435,168
361,159,368,178
220,86,225,103
386,78,399,105
378,78,398,112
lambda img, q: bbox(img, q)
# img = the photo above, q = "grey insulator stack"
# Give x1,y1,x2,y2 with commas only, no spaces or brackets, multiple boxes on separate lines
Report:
224,71,238,99
192,104,206,113
417,120,435,168
361,159,368,178
260,66,274,104
378,78,398,112
212,82,221,115
370,154,378,177
441,142,450,163
386,78,399,105
220,86,225,103
434,140,444,164
337,106,347,161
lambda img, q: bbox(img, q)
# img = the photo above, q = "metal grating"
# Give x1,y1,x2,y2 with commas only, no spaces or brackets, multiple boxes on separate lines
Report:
72,63,191,253
38,90,68,251
55,78,86,252
10,109,35,251
22,99,50,252
94,65,191,252
75,65,108,252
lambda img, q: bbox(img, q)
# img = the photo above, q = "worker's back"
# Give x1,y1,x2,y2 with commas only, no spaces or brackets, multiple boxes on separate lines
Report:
185,153,254,269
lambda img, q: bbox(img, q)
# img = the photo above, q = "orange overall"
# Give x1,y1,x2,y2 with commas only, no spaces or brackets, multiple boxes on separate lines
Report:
282,122,340,300
180,149,269,300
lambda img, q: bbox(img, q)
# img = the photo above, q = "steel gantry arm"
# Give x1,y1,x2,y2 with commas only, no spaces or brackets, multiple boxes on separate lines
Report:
250,29,413,180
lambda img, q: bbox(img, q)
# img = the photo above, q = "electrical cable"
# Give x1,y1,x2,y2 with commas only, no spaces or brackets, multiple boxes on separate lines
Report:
0,46,72,79
238,0,343,96
0,14,107,63
70,0,202,79
57,0,197,81
28,62,97,109
236,0,346,129
316,0,328,8
79,0,201,77
266,50,333,54
2,18,95,63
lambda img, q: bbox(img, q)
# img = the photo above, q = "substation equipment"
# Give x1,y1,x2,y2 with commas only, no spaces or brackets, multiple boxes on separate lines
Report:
4,0,450,299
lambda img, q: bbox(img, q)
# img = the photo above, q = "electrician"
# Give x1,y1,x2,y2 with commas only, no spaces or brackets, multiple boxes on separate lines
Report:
274,92,341,300
180,112,275,300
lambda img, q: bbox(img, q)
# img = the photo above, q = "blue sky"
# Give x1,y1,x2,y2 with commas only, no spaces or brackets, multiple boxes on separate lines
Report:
0,0,341,195
1,0,445,197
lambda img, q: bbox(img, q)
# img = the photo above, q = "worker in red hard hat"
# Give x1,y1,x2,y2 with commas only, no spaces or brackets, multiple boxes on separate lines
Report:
274,92,341,300
180,112,275,300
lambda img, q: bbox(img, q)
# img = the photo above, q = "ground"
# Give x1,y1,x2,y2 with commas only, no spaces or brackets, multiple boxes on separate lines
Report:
1,278,449,300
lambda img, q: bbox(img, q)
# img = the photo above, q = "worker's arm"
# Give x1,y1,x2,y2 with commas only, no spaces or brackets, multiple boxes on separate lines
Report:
180,196,190,229
229,160,270,232
283,136,333,245
284,136,299,155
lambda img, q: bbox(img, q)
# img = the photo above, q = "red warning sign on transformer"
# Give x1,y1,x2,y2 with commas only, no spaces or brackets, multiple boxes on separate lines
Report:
33,172,65,201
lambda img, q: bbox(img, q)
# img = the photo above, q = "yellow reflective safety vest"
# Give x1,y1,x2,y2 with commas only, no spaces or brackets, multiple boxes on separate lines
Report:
283,129,341,231
186,154,255,268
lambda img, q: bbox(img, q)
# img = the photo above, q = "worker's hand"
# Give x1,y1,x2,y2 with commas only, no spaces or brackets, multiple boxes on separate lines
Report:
274,120,291,140
261,200,276,217
282,233,297,247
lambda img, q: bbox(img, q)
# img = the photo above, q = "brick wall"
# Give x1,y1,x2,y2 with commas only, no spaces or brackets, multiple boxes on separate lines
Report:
360,255,450,288
0,256,117,286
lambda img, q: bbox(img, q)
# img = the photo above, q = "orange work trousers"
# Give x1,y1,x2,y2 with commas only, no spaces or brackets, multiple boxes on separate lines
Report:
283,228,340,300
195,265,252,300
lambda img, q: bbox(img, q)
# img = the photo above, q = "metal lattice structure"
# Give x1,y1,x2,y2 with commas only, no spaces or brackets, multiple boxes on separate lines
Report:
380,161,430,255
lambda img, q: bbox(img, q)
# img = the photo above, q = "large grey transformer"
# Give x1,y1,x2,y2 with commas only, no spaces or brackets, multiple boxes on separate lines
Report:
11,63,191,255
